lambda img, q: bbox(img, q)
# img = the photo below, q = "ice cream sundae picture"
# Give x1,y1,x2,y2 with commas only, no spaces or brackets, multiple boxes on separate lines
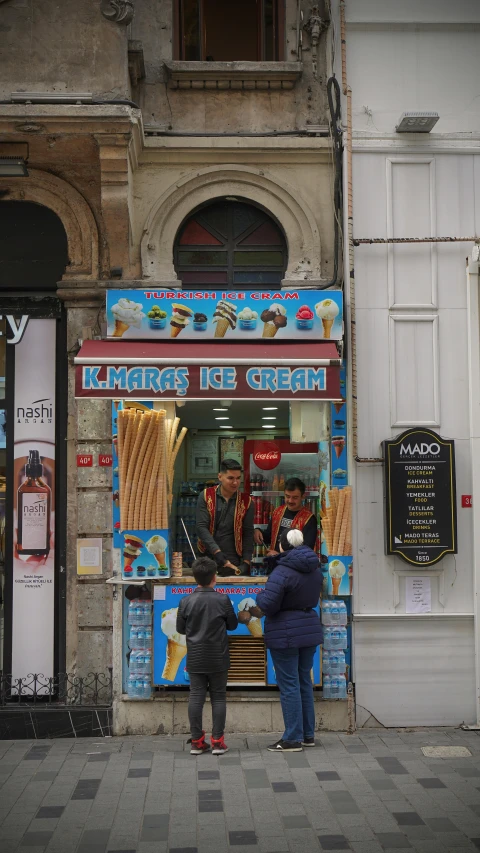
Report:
260,303,287,338
145,534,168,568
329,559,345,595
123,534,143,569
237,597,263,637
315,299,340,339
295,304,314,330
238,306,258,330
170,303,194,337
111,298,145,338
193,312,208,331
147,305,167,329
161,608,187,681
213,300,237,337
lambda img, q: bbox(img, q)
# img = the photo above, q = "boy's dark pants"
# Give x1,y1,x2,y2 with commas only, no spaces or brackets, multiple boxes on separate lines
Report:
188,671,229,739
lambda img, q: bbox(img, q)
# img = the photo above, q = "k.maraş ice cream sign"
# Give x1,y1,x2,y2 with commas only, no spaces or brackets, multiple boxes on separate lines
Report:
106,290,343,342
75,363,341,400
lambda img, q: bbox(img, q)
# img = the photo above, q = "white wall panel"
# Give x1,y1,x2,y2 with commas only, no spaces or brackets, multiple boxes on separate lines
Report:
356,307,391,458
353,153,389,310
354,617,476,726
346,1,480,24
387,159,436,309
389,314,439,426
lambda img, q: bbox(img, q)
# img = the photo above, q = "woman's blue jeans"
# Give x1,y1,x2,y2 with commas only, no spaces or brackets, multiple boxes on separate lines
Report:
270,646,317,743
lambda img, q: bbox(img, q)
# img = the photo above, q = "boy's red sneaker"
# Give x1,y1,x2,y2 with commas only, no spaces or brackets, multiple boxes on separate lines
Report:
189,732,210,755
211,736,229,755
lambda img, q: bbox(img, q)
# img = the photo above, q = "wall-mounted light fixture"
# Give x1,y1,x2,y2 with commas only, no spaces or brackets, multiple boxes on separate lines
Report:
396,112,439,133
0,157,29,177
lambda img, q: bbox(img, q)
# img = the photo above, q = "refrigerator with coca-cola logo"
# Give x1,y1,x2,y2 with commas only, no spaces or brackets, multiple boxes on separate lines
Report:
243,439,321,573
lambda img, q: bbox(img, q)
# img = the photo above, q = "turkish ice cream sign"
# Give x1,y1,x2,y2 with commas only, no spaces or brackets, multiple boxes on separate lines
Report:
106,290,343,341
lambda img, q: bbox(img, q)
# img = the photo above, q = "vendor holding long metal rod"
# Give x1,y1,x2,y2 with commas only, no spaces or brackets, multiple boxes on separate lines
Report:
196,459,254,577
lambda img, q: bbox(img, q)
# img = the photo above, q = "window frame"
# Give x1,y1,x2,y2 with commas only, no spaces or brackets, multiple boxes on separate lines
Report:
174,0,285,62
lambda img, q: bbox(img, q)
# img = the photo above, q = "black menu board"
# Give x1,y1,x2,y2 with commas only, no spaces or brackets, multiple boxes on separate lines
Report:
384,429,457,566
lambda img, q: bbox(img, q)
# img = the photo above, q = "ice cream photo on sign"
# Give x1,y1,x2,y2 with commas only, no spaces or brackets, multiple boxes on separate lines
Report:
111,298,145,337
237,597,263,637
295,304,314,330
123,534,143,569
332,436,345,459
145,534,167,568
238,306,258,330
213,300,237,337
170,303,193,337
315,298,340,339
161,608,187,680
329,559,345,595
261,303,287,338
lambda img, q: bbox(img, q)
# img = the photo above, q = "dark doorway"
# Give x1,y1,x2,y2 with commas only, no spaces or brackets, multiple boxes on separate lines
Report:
0,201,68,291
174,199,287,288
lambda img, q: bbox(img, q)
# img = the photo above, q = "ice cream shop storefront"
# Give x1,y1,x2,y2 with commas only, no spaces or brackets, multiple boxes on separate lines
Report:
74,288,353,734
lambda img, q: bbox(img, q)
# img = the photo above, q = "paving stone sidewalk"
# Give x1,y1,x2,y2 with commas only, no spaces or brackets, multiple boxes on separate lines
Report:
1,728,480,853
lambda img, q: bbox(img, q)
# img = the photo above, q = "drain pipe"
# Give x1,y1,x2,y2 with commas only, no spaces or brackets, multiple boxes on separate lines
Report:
465,248,480,729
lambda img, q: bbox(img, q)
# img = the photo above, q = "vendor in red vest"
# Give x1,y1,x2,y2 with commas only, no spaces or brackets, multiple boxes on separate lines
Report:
196,459,254,577
254,477,317,556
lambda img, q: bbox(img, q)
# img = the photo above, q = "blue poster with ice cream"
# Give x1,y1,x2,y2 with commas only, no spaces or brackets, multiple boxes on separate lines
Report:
106,289,343,341
122,529,170,580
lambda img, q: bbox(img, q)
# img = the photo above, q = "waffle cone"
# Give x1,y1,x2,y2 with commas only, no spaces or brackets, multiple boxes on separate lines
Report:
170,324,183,338
162,639,187,681
112,320,129,338
214,318,230,338
247,619,263,638
322,318,334,338
334,402,344,414
123,553,135,568
331,577,341,595
154,552,166,567
262,323,278,338
334,443,344,459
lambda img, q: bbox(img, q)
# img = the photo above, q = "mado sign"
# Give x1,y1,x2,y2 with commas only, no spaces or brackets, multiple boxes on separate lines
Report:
75,363,341,400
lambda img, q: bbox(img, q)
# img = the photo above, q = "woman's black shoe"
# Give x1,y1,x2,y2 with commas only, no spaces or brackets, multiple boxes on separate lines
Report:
267,739,303,752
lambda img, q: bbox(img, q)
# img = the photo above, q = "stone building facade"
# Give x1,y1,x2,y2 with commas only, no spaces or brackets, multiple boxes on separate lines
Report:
0,0,338,729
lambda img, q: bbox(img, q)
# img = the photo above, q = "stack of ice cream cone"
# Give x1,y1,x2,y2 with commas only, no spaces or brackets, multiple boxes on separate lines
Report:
322,486,352,556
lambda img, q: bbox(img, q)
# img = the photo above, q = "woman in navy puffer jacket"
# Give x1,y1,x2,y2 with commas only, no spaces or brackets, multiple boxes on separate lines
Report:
255,528,323,752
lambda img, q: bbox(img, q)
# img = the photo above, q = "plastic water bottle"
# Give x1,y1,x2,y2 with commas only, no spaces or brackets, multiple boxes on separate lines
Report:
133,601,142,625
130,627,138,649
144,649,152,674
323,627,331,649
331,676,340,699
128,600,138,625
134,678,143,698
339,627,348,649
137,651,145,674
330,600,340,625
323,674,332,699
322,650,329,674
327,650,336,674
321,601,331,626
129,650,138,674
135,628,144,650
127,674,137,698
338,601,348,626
337,675,347,700
142,678,152,699
145,626,152,647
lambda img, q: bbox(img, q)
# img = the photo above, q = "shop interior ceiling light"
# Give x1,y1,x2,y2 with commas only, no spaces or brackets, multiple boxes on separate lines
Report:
213,408,228,411
395,111,439,132
215,417,229,420
262,407,278,410
0,157,28,177
220,400,232,407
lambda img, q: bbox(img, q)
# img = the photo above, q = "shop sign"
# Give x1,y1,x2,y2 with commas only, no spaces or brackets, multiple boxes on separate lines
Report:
76,363,341,400
106,289,343,342
383,428,457,567
253,442,281,470
12,320,56,685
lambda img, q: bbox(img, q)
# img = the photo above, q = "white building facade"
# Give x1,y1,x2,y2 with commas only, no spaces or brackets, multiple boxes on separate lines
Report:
333,0,480,726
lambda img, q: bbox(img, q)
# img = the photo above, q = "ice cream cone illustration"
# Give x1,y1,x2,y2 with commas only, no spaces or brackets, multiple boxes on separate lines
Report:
110,298,145,338
123,534,143,568
146,534,167,562
334,402,344,414
238,597,263,637
213,300,237,337
315,299,340,339
170,303,193,337
329,559,345,595
161,609,187,681
260,303,287,339
332,437,345,459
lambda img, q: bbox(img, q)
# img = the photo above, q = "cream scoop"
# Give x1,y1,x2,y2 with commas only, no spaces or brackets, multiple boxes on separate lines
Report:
161,608,186,646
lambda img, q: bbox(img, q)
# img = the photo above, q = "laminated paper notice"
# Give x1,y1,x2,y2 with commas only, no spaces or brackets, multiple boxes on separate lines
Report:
154,585,166,601
77,538,103,575
406,576,431,614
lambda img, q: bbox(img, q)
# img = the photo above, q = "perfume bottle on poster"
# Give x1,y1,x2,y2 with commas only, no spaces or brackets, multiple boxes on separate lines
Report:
17,450,51,557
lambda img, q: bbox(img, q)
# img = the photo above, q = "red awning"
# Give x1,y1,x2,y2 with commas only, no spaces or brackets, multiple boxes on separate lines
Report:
75,339,341,366
74,339,342,400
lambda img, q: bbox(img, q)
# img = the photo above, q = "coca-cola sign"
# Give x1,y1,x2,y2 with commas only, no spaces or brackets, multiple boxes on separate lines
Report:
253,441,281,470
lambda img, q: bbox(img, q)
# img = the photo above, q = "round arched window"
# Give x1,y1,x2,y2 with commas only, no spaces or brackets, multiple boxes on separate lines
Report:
174,199,287,289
